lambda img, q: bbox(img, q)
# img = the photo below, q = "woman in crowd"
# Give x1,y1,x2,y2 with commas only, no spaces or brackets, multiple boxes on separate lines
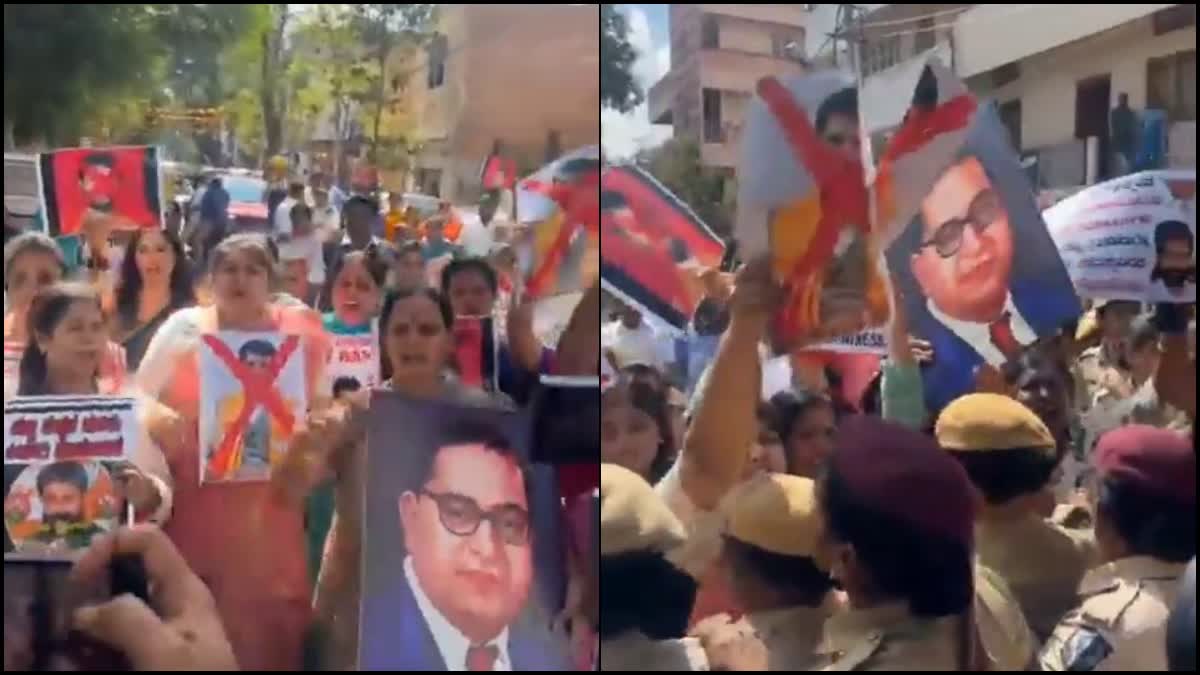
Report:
814,416,978,669
110,228,196,371
4,232,127,402
134,233,332,671
16,282,173,526
305,246,389,589
303,285,512,669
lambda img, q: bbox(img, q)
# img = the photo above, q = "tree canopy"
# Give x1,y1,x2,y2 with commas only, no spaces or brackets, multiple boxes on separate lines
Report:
601,4,642,113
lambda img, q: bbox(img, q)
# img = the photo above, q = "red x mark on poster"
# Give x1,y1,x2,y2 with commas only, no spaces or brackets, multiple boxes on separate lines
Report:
202,335,301,477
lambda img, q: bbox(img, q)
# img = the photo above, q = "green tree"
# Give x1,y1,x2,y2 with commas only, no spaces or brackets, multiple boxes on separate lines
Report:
4,5,257,150
347,3,437,164
636,137,734,238
601,4,642,113
4,5,164,146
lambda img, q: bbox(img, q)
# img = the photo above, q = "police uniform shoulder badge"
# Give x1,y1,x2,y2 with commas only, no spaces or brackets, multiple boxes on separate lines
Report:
1053,627,1113,671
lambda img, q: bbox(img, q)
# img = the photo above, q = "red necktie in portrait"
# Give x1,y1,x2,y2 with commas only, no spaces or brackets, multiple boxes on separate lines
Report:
988,312,1022,361
466,644,498,671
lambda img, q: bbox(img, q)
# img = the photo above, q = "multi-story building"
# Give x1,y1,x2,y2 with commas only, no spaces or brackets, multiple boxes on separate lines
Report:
399,4,600,202
648,5,809,177
852,4,1195,187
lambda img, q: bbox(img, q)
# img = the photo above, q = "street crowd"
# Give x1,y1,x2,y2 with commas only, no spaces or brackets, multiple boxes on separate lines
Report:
599,258,1196,670
3,167,601,671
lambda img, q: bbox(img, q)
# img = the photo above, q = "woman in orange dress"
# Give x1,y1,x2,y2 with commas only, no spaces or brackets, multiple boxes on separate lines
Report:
135,233,331,670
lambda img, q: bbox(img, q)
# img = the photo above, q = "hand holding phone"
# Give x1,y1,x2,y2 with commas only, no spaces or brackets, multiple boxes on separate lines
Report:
70,526,237,671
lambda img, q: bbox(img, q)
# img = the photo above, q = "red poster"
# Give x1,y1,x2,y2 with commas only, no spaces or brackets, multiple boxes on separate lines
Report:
600,166,725,332
38,146,162,237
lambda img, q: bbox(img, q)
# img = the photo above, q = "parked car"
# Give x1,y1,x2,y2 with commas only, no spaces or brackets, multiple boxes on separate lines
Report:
221,173,270,233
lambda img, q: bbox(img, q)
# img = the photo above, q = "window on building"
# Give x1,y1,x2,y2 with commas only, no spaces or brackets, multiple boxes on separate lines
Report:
1153,5,1196,35
1147,50,1196,121
864,35,901,75
914,17,936,53
701,14,719,49
703,88,723,143
426,34,447,90
998,99,1023,151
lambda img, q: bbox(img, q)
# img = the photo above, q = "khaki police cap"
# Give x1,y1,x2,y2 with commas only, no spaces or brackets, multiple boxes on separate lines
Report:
936,393,1055,456
600,463,687,556
722,473,820,557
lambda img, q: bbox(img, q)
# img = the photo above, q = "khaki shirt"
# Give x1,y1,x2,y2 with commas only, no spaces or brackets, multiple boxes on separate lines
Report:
975,512,1097,640
814,602,960,670
1038,556,1186,671
600,631,710,671
692,605,826,670
974,563,1037,671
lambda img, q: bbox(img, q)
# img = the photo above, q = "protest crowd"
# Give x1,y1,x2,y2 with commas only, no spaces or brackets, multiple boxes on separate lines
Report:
1,10,1197,675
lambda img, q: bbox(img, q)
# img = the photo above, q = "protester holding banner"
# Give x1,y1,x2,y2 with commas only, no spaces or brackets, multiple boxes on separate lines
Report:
133,232,332,670
110,228,196,371
10,282,174,528
4,232,128,403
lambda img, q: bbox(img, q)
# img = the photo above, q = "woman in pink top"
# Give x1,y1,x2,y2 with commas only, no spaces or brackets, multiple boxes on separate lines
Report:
136,233,331,670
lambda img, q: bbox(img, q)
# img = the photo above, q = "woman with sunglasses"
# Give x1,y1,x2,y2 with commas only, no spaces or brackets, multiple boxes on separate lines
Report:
134,233,333,671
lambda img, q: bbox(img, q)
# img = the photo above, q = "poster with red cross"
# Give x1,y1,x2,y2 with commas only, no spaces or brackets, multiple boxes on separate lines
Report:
197,332,307,484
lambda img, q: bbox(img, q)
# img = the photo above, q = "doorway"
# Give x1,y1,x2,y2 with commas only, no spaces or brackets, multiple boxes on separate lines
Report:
1075,75,1111,178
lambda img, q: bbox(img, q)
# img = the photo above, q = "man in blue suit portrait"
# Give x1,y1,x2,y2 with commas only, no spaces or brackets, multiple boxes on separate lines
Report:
359,422,571,671
905,154,1079,413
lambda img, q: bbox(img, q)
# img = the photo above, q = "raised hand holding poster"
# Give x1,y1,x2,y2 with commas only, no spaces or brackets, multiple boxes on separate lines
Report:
736,71,890,349
1044,170,1195,303
358,393,571,670
884,103,1081,413
515,146,601,300
4,396,138,556
198,332,307,483
37,146,163,237
600,165,725,333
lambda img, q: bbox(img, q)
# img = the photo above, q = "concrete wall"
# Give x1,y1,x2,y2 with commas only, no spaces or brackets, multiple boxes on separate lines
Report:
970,15,1195,152
405,4,599,201
955,4,1176,79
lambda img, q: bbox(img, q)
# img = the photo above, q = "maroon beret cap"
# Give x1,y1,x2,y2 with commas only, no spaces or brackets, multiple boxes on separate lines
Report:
830,415,975,546
1094,425,1195,504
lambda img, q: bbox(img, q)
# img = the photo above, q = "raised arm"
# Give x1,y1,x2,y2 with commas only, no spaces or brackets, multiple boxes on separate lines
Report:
677,257,778,510
554,283,601,376
881,286,929,429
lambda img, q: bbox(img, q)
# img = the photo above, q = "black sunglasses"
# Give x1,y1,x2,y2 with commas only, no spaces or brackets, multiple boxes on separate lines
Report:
920,189,1002,258
419,489,530,546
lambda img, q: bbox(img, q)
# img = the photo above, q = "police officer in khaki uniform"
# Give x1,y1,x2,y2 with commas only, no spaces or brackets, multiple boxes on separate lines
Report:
599,463,710,671
1073,300,1140,424
690,473,836,670
936,393,1096,641
810,417,980,670
1039,425,1196,671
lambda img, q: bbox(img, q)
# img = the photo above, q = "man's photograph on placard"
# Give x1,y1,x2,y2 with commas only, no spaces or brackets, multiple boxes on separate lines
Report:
884,104,1081,412
3,396,138,556
197,332,307,483
358,393,571,671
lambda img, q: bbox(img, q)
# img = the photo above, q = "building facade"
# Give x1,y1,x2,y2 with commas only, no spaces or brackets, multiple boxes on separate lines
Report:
399,4,600,202
648,5,809,172
852,3,1195,187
